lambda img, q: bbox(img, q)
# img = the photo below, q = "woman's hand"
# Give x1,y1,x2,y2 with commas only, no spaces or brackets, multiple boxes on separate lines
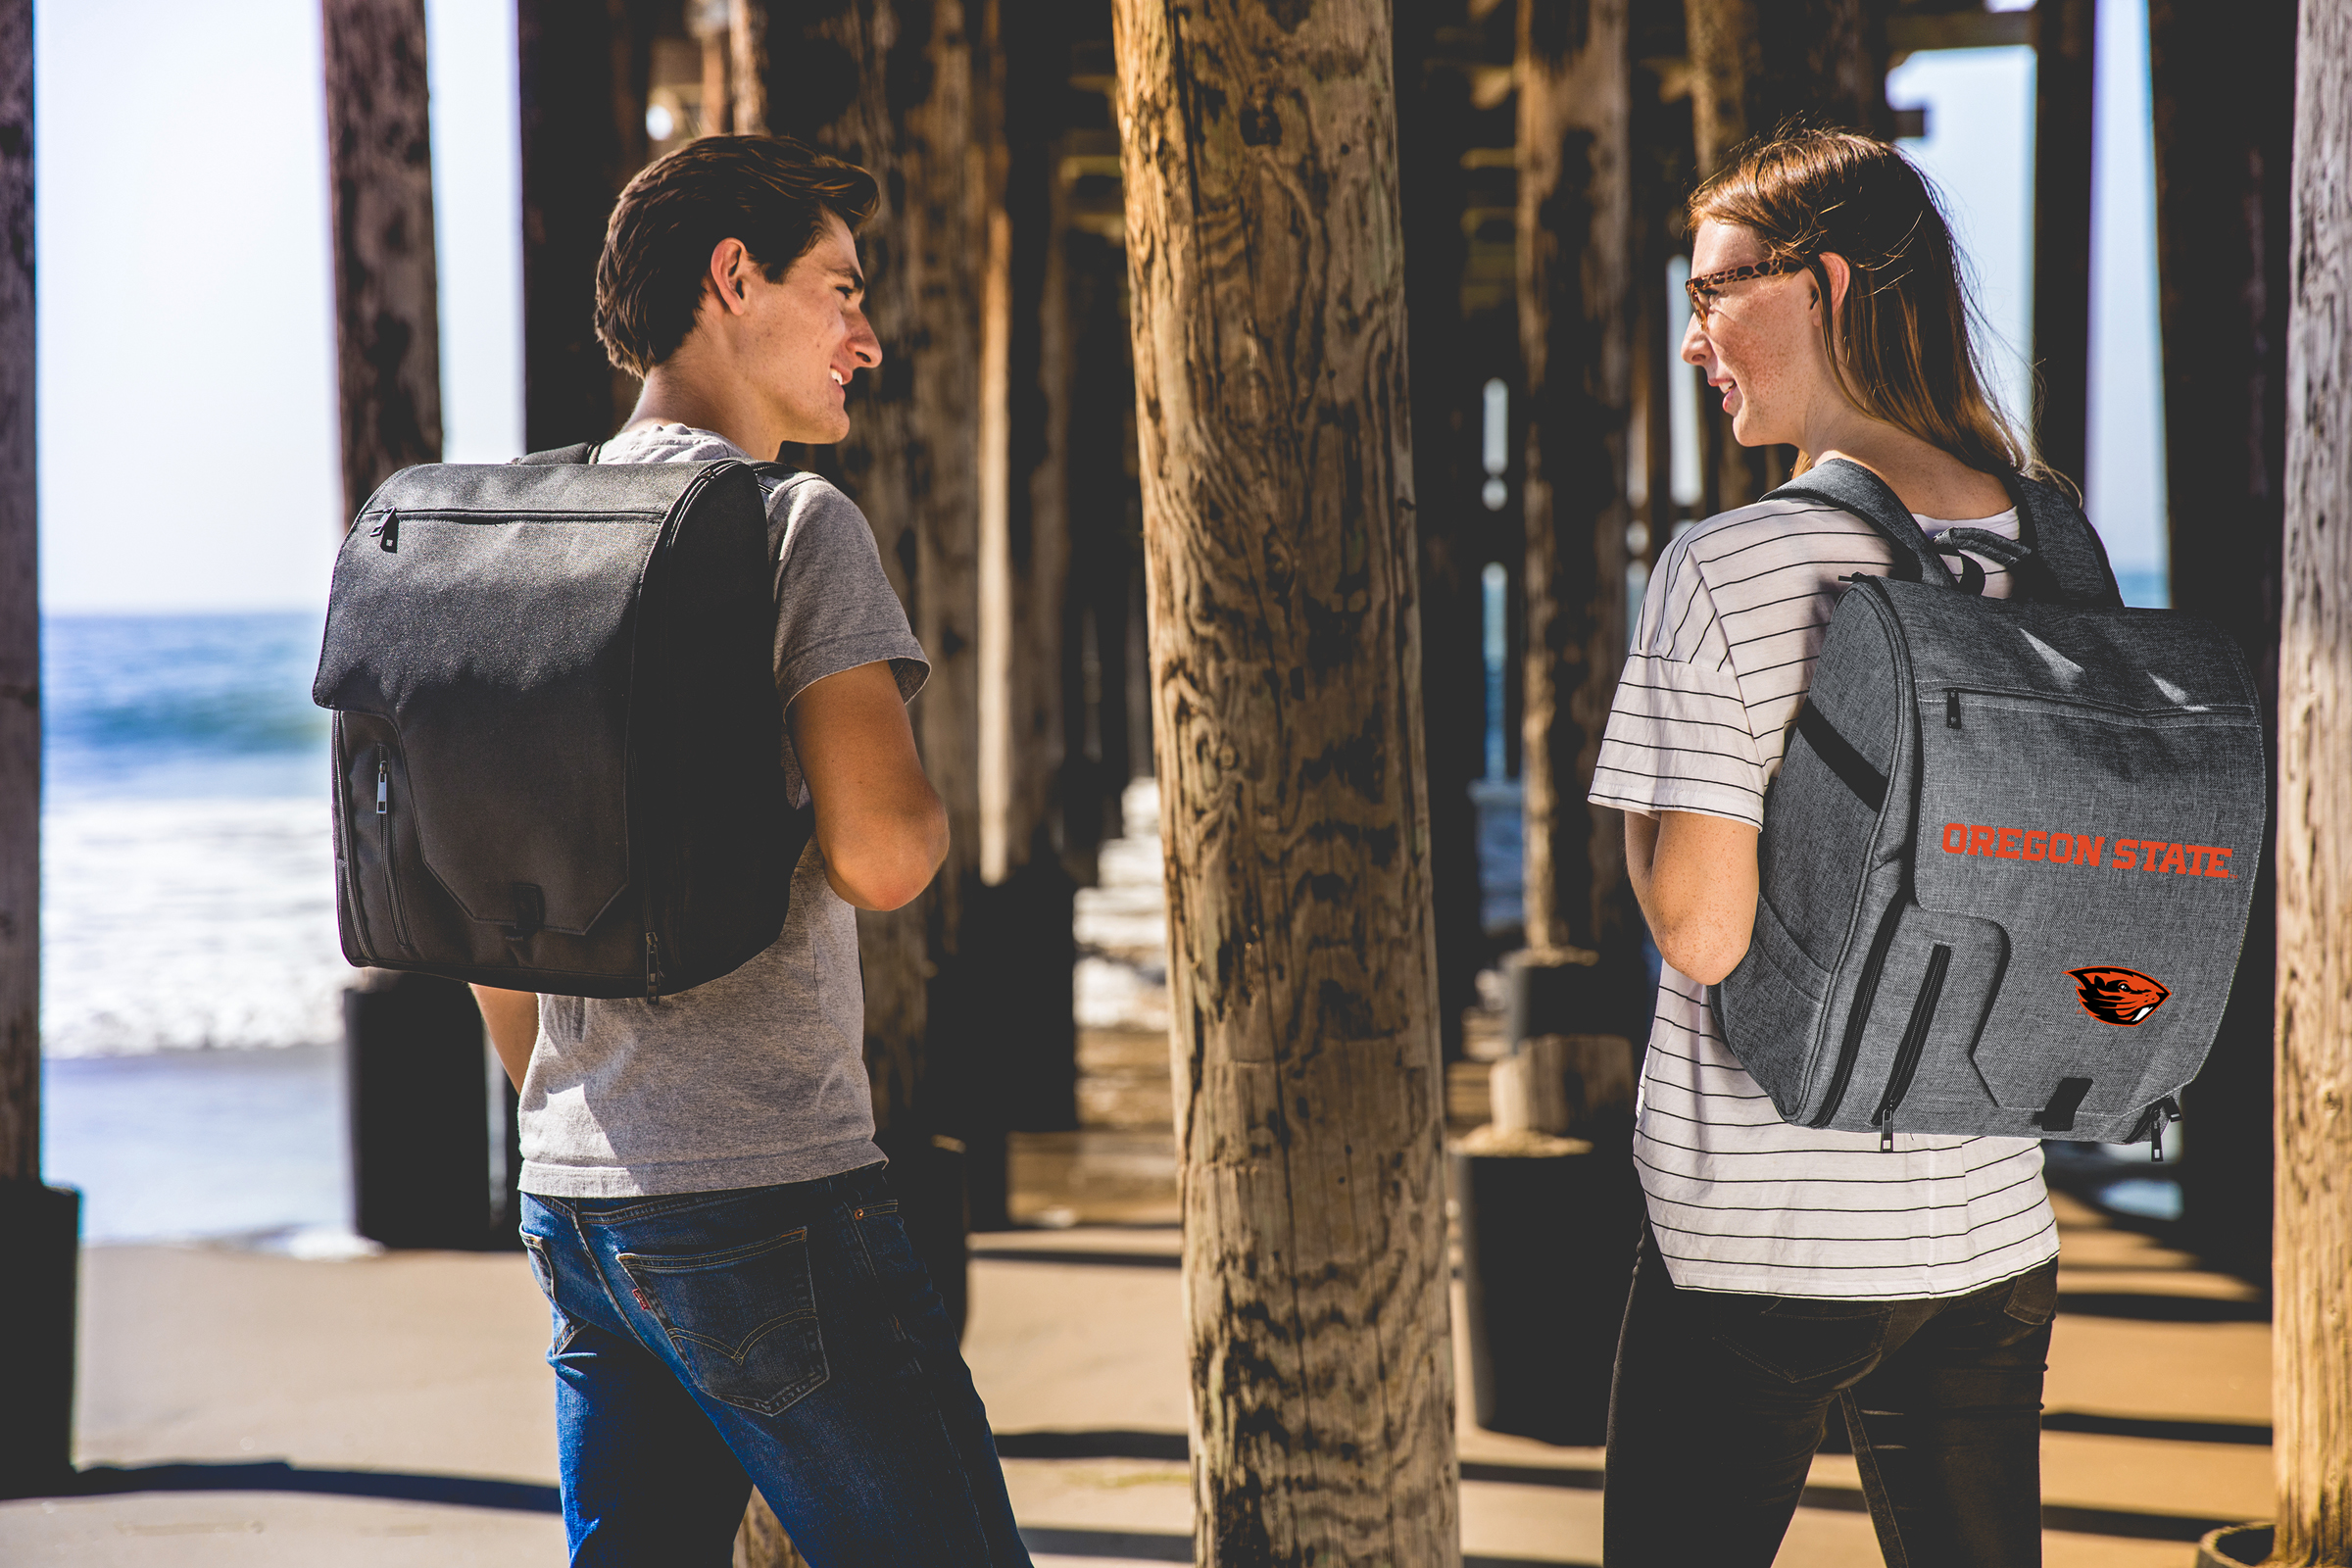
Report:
1624,809,1761,986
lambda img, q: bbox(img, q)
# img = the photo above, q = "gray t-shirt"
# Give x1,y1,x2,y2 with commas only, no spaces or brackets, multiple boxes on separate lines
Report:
516,423,928,1198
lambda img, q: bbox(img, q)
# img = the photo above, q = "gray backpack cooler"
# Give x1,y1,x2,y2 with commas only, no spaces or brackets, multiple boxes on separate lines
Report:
1714,460,2264,1152
313,446,810,1002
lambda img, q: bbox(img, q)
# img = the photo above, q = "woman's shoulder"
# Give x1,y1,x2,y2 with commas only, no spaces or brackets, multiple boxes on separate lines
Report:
1657,492,1882,587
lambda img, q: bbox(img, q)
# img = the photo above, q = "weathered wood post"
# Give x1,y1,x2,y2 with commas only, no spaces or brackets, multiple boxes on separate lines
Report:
970,0,1079,1138
1680,0,1889,510
1113,3,1459,1560
1395,0,1491,1061
2147,0,2296,1286
0,0,37,1228
323,0,442,513
737,0,985,1250
323,0,505,1253
0,0,80,1501
518,0,652,451
1517,0,1636,987
2272,5,2352,1559
730,9,984,1555
2030,0,2095,491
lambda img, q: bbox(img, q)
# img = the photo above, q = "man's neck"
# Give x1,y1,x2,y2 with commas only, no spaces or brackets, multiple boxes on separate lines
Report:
622,357,776,460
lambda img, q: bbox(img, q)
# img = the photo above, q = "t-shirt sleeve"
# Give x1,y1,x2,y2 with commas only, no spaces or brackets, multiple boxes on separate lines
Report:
768,477,930,708
1589,536,1768,827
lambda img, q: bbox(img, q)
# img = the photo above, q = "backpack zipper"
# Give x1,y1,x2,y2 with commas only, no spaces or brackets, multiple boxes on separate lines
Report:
1809,898,1907,1127
375,750,415,954
1872,943,1952,1150
2147,1095,2180,1162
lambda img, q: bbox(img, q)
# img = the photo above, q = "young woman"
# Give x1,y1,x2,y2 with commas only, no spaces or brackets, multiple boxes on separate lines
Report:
1590,131,2068,1567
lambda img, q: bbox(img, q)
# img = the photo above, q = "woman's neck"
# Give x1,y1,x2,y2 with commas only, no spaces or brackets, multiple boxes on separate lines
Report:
1803,402,2013,520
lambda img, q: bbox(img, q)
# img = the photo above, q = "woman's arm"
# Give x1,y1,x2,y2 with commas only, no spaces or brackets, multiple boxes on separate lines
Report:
1624,809,1762,986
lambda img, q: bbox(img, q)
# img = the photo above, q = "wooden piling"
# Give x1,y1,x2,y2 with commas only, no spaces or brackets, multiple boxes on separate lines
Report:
736,0,986,1171
517,0,653,451
1679,0,1888,509
1517,0,1638,973
1396,0,1494,1059
1112,2,1459,1558
321,0,442,516
0,0,33,1201
2029,0,2094,490
2147,0,2296,1286
967,0,1080,1137
2274,4,2352,1556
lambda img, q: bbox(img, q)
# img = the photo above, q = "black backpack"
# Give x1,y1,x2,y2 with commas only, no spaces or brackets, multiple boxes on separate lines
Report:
1712,460,2265,1151
312,445,811,1001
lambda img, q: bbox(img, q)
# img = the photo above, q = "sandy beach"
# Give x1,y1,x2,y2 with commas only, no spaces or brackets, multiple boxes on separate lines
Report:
0,1180,2274,1566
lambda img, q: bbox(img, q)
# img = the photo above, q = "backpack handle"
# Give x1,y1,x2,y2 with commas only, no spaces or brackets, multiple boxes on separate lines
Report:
1770,459,1962,588
1770,458,2123,608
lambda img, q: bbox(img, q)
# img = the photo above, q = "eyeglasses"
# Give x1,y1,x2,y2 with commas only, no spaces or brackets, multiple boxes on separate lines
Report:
1685,259,1807,321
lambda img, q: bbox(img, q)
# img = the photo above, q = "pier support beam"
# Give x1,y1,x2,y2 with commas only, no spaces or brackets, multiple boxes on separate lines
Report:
1517,0,1639,998
0,0,78,1503
2274,3,2352,1556
2147,0,2296,1286
1113,1,1459,1558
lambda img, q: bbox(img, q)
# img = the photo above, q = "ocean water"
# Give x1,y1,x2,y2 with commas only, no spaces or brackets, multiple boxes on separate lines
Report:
39,612,352,1243
41,612,343,1056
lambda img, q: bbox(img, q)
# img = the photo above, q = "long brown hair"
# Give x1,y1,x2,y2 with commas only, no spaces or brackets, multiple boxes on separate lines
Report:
1687,129,2041,480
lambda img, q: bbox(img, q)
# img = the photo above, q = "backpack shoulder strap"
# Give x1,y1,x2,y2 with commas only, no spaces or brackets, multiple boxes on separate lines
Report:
510,442,601,466
1991,470,2125,608
1768,458,1959,588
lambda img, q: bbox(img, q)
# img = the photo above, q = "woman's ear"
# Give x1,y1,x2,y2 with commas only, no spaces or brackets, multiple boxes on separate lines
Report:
1814,252,1854,318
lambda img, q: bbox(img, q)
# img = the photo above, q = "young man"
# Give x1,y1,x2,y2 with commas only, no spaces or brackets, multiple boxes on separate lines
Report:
472,135,1032,1567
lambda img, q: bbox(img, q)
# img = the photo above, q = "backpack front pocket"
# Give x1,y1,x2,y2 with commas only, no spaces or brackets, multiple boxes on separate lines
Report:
335,713,422,961
1817,905,2007,1136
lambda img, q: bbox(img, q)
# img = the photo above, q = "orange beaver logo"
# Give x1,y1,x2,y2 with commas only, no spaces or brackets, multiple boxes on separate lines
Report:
2068,967,2173,1026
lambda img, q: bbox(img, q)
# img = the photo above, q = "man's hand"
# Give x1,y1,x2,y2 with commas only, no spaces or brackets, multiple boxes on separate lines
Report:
1624,809,1761,985
473,985,540,1091
790,661,949,910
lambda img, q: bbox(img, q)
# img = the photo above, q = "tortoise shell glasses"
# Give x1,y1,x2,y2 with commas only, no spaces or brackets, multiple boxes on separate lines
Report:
1684,259,1808,322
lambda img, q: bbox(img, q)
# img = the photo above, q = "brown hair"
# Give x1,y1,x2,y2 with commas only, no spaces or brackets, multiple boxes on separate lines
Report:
1687,129,2040,480
595,134,880,377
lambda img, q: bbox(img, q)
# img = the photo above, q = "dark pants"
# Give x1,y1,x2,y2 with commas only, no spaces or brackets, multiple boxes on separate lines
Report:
518,1163,1031,1568
1604,1226,2056,1567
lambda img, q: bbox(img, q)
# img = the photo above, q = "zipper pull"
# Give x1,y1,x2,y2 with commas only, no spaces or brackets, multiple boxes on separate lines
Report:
1945,691,1962,728
1881,1122,1894,1152
646,933,663,1004
2150,1096,2179,1163
375,761,389,814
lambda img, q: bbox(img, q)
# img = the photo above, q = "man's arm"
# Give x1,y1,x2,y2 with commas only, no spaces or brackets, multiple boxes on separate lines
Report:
1624,808,1761,985
473,985,539,1091
790,661,949,910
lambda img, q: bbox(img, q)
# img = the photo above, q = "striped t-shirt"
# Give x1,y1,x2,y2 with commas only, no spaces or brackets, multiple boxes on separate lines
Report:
1591,492,2060,1299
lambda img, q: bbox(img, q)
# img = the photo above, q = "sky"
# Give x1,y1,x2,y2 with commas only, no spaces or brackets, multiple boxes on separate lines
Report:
33,1,2169,614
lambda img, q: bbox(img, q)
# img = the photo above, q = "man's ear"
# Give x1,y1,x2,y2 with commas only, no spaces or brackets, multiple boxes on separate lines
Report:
707,237,755,318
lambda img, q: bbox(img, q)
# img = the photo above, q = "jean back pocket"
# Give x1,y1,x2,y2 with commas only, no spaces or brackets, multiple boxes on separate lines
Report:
617,1228,828,1415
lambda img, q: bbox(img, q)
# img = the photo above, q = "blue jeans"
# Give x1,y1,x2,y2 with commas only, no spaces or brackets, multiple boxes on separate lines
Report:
518,1163,1031,1567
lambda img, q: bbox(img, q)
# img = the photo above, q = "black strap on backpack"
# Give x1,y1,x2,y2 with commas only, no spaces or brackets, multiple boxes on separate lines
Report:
511,442,801,489
1772,457,2122,609
513,442,602,466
